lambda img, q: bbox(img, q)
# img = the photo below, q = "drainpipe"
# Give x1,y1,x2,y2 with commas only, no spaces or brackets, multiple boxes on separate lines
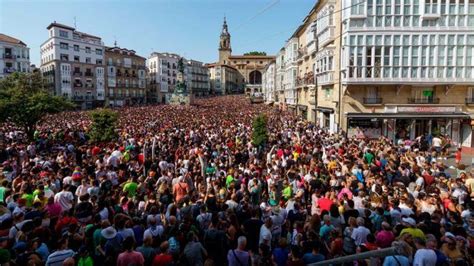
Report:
314,22,319,124
338,18,343,133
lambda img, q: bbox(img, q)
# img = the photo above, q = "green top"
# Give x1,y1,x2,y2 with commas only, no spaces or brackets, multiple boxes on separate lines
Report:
225,175,234,188
364,152,374,164
283,186,292,200
78,256,94,266
21,193,34,207
0,187,6,203
123,181,138,197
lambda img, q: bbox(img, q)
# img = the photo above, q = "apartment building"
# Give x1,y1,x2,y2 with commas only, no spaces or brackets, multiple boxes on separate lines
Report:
283,37,299,112
40,22,105,109
262,60,276,103
340,0,474,147
207,63,241,95
147,52,180,103
0,33,30,79
275,48,286,106
105,46,146,107
184,59,210,97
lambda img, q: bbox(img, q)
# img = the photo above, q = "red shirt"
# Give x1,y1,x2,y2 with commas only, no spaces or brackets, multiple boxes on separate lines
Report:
318,197,333,212
152,254,173,266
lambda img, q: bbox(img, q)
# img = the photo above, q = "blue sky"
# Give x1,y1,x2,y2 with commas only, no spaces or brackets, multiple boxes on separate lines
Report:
0,0,316,65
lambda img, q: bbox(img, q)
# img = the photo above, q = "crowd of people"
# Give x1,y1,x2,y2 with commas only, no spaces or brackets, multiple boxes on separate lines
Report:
0,95,473,266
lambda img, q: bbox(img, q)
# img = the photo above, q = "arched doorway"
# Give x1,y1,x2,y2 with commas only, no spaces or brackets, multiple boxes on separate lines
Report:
249,70,262,85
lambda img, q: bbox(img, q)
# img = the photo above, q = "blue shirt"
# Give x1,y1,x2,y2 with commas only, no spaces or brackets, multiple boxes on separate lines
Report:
302,253,325,264
383,255,410,266
272,247,289,266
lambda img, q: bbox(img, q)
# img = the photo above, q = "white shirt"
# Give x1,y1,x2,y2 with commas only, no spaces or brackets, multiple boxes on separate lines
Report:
54,191,74,211
259,224,272,247
432,137,442,148
413,248,437,266
351,225,371,246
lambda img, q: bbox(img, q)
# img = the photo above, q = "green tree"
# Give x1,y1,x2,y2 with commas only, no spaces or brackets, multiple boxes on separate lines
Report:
252,114,268,147
88,109,118,143
0,72,74,139
243,51,267,56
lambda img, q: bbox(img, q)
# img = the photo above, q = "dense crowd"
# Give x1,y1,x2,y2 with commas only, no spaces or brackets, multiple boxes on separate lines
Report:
0,95,473,266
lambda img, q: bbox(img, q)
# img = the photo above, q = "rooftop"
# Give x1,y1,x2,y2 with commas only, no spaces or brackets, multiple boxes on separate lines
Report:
0,33,27,46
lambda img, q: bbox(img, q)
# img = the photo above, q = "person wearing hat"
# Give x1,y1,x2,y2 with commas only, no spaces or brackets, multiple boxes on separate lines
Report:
99,225,122,265
400,217,426,241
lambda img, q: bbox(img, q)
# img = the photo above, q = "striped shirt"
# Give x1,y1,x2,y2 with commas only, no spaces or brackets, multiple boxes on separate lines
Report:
46,249,75,266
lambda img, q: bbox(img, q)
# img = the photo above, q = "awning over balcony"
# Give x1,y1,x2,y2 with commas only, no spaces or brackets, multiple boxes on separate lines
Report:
316,107,334,113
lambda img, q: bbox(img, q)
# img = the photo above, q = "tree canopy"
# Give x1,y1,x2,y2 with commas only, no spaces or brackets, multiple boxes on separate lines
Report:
0,72,74,139
251,114,268,147
243,51,267,56
88,109,118,143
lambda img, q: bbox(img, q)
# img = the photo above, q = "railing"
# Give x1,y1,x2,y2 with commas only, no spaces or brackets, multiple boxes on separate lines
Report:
117,72,122,76
363,97,383,104
316,71,334,85
73,71,82,76
310,247,398,266
3,68,16,73
84,72,93,77
73,83,83,88
466,98,474,104
408,97,440,104
3,54,13,59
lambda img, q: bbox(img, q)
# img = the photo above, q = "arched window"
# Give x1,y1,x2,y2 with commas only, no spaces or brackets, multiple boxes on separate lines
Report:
249,70,262,84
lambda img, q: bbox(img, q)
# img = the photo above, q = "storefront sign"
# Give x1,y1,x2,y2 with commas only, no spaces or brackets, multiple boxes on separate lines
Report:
397,106,456,113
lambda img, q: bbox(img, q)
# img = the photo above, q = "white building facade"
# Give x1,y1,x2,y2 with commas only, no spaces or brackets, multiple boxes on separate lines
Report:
40,22,105,109
184,59,210,97
341,0,474,147
262,61,276,103
0,33,30,79
283,37,299,108
147,52,180,103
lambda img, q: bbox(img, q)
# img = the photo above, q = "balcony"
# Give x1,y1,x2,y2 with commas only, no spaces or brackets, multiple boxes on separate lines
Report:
117,72,122,76
296,72,315,87
3,54,14,59
73,83,83,88
363,97,383,105
3,68,16,74
408,98,440,104
297,47,307,61
465,98,474,104
316,71,334,85
73,71,82,76
85,72,94,77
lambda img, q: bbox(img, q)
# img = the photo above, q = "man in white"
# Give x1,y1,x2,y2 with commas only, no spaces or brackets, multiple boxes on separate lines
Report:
413,237,437,266
54,185,74,212
259,217,272,248
351,217,371,246
432,136,443,159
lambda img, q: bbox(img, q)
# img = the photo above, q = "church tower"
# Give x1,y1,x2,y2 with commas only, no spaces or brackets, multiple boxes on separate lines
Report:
218,17,231,65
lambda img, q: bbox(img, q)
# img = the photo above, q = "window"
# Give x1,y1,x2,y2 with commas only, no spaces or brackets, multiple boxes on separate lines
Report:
74,45,79,52
60,54,69,61
424,0,438,14
85,47,91,54
59,30,69,38
96,49,102,55
96,59,103,65
351,0,365,15
86,57,91,63
74,56,80,62
60,42,68,50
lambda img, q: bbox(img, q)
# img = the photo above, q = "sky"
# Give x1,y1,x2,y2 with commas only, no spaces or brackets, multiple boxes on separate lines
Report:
0,0,316,66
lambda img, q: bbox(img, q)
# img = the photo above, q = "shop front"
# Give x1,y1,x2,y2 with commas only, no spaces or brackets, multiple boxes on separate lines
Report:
346,105,470,146
317,107,336,133
297,105,308,120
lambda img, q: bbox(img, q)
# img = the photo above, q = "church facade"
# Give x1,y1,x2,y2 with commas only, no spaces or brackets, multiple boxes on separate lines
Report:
208,18,275,95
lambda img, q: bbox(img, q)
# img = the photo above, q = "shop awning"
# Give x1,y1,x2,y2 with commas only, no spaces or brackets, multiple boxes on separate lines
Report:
347,112,470,119
316,107,334,113
297,105,308,110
